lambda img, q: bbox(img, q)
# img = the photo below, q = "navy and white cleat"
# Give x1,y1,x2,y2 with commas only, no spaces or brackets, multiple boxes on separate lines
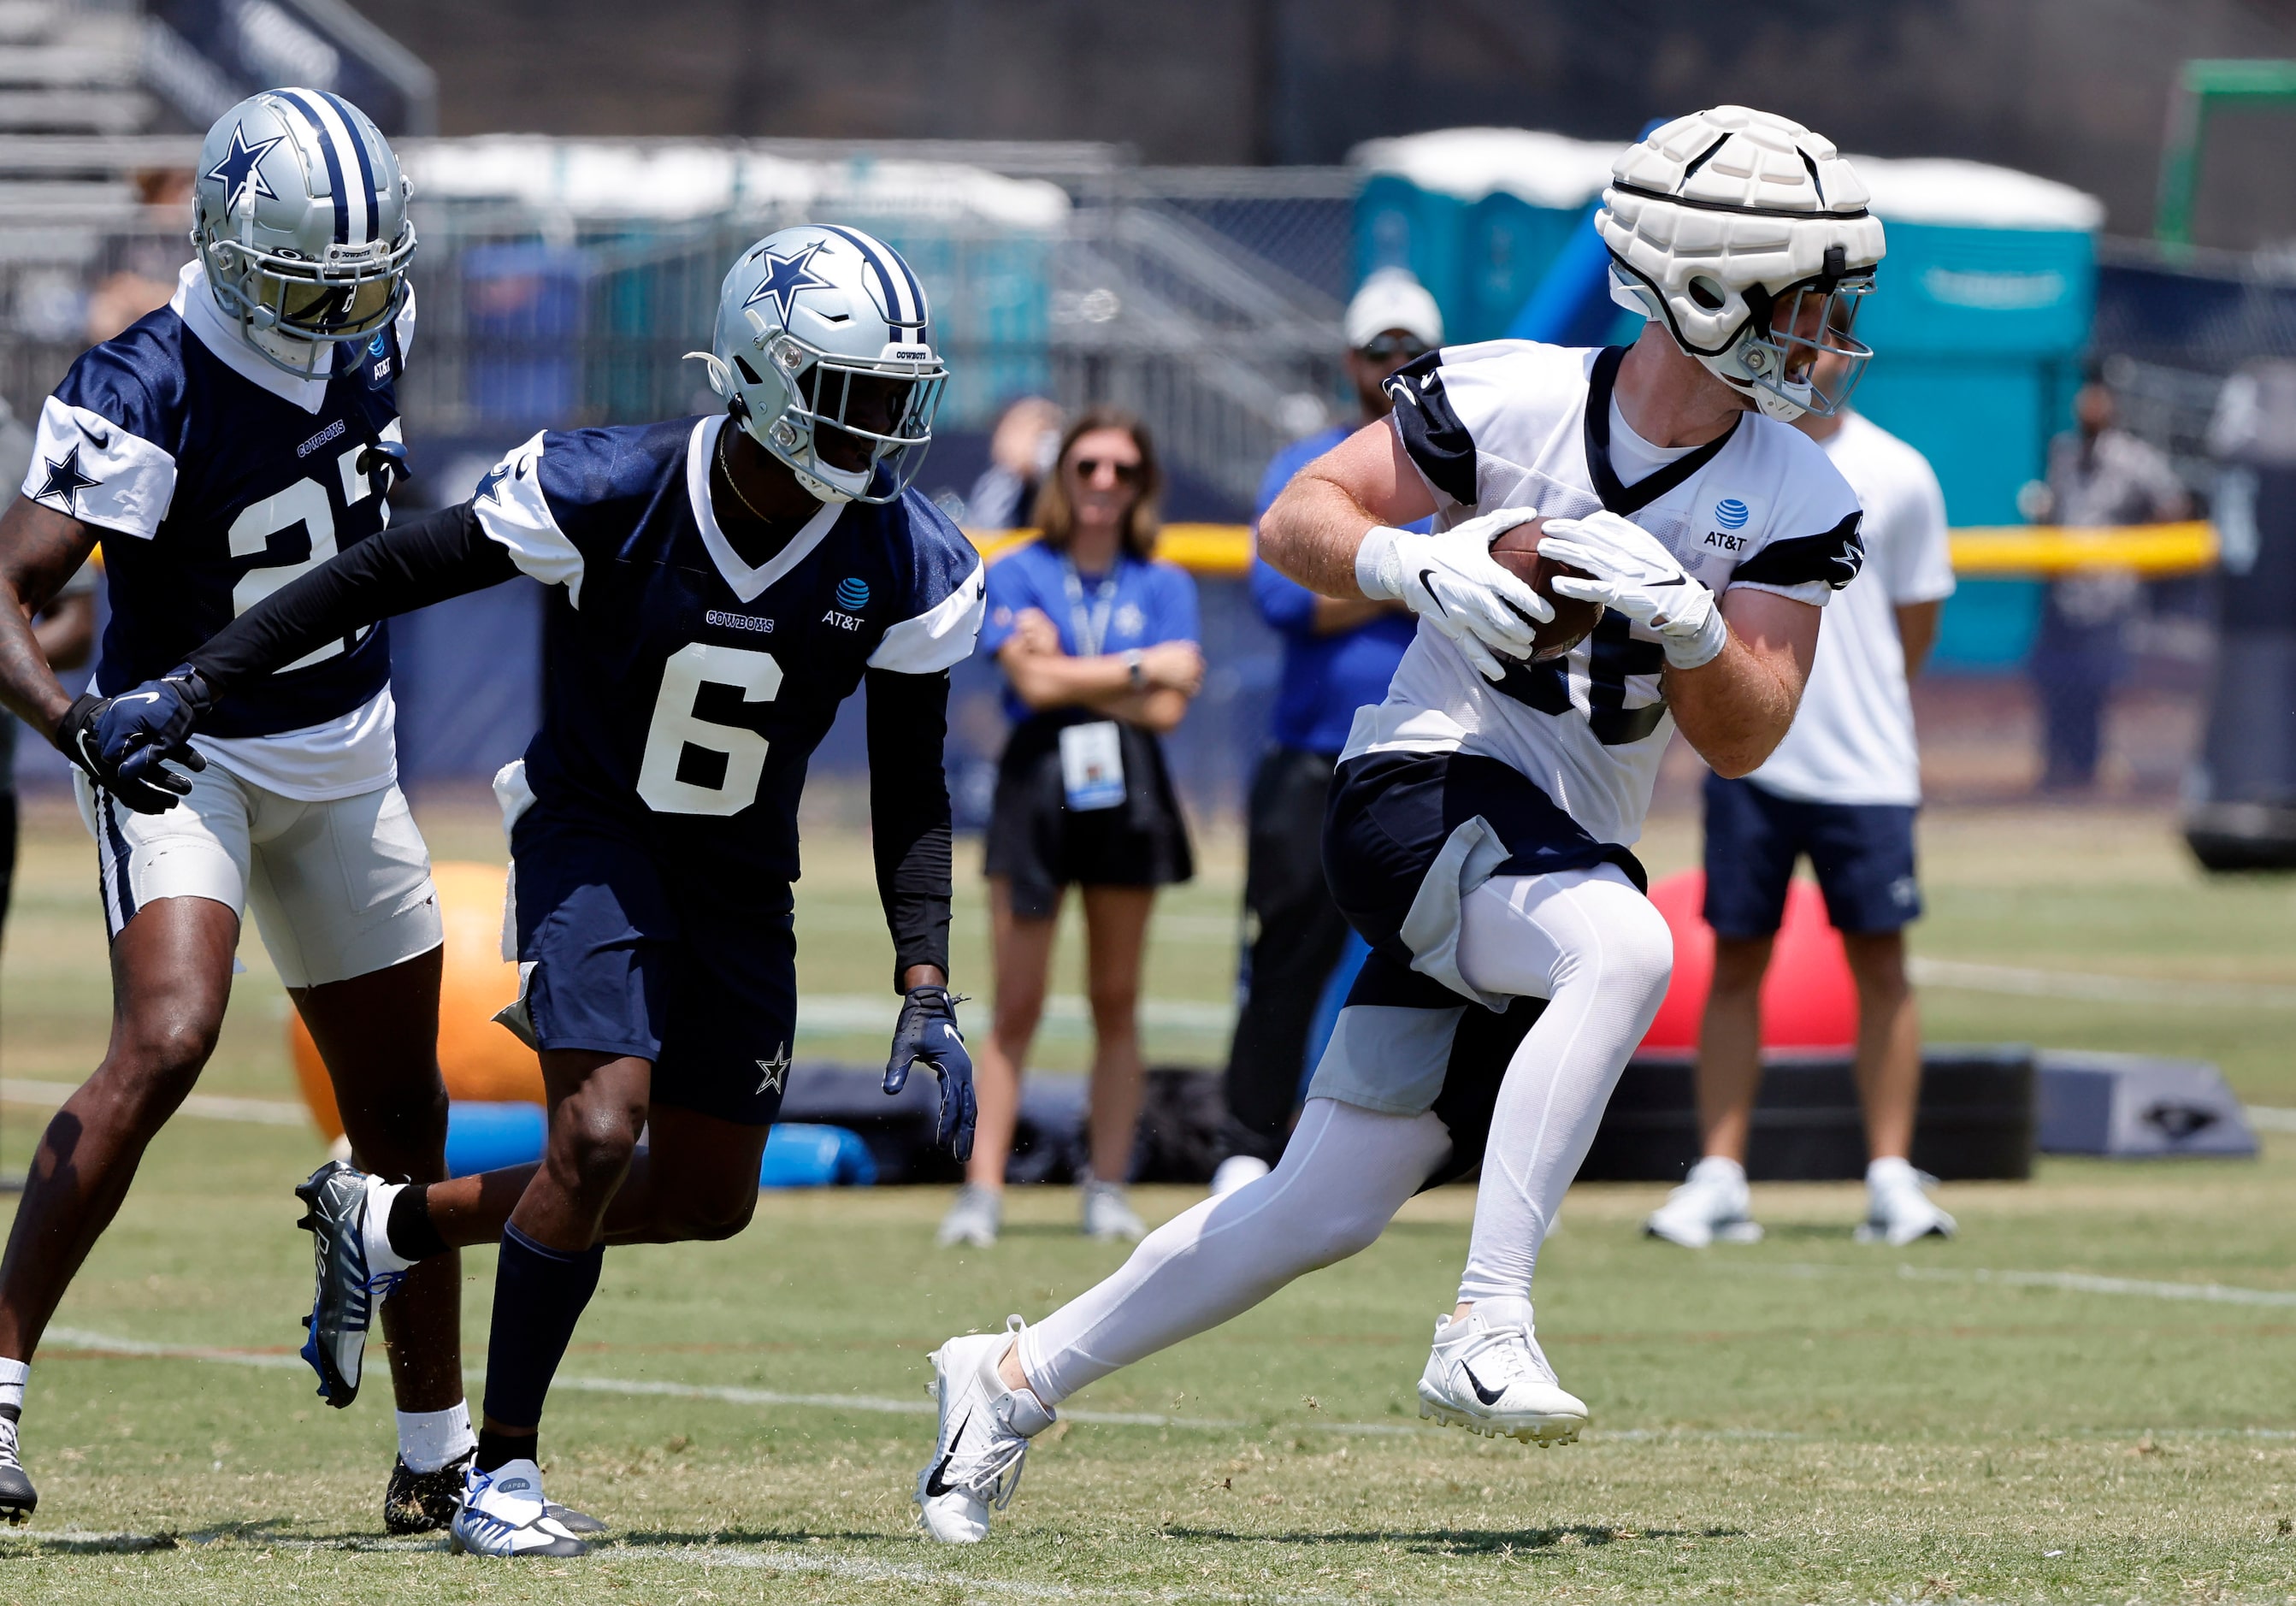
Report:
916,1317,1055,1544
294,1160,399,1409
0,1409,36,1525
448,1460,593,1558
1417,1296,1587,1447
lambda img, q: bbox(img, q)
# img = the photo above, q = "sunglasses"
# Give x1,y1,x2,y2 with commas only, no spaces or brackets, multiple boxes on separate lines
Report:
1072,457,1142,485
1356,332,1431,362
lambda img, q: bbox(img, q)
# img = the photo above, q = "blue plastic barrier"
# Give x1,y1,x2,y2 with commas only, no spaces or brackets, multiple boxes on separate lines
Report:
441,1102,876,1189
759,1123,877,1189
444,1101,547,1178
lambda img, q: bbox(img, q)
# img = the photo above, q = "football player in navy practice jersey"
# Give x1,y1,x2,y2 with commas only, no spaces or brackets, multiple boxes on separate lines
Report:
98,224,984,1556
0,91,476,1532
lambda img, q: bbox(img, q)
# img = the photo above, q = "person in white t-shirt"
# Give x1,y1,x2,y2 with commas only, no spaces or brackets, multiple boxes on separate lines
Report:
1646,340,1957,1250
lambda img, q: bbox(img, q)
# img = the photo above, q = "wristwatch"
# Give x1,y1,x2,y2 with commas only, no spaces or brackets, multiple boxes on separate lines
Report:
1124,648,1144,689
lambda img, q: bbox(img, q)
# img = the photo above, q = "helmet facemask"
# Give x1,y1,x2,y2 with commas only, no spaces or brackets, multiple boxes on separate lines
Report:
700,332,946,506
1614,245,1875,423
198,198,415,378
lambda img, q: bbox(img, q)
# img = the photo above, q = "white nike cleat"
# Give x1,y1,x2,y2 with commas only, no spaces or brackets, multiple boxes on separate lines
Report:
916,1317,1055,1544
1417,1296,1587,1447
1080,1180,1144,1242
1208,1154,1271,1197
447,1459,592,1558
1644,1155,1763,1248
938,1184,1002,1249
1856,1158,1956,1246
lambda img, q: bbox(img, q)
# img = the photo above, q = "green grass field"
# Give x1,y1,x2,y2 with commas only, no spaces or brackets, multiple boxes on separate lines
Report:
0,795,2290,1603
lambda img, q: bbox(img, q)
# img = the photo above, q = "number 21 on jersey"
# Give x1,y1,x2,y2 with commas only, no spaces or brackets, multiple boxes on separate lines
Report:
637,642,782,816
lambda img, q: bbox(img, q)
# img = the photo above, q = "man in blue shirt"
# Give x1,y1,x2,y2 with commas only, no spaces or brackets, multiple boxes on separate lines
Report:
1213,270,1443,1195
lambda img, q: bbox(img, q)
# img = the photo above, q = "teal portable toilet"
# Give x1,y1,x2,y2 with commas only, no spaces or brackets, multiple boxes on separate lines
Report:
1847,158,2104,670
1352,129,1620,347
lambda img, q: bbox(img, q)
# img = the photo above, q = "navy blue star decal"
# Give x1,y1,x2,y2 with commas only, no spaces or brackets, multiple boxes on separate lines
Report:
31,443,101,515
473,454,530,505
204,121,284,213
742,241,835,326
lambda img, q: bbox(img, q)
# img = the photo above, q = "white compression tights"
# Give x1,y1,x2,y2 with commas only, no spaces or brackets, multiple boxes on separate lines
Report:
1017,865,1672,1408
1452,864,1673,1302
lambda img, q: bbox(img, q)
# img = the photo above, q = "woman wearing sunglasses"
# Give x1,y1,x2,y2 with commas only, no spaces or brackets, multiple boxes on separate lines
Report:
945,410,1204,1247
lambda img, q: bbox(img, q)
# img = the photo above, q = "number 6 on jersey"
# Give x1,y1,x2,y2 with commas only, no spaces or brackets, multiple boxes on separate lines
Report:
636,641,781,815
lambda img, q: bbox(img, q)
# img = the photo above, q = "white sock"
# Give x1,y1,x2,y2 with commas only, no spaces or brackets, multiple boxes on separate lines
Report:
1867,1156,1917,1190
1451,868,1675,1305
0,1359,27,1419
397,1401,475,1473
1017,1098,1450,1406
1691,1154,1748,1186
363,1178,416,1278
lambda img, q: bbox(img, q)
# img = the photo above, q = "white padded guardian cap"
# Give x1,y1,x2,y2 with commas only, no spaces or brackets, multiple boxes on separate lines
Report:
1597,106,1886,420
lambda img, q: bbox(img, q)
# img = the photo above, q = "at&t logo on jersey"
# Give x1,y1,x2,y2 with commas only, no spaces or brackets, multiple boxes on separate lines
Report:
1703,495,1752,553
824,576,869,632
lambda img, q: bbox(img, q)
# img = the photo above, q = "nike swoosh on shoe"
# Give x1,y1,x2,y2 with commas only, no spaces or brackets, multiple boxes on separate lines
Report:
1461,1361,1505,1406
924,1412,968,1498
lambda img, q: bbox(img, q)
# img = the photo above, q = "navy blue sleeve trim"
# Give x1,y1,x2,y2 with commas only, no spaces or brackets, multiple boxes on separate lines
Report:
1730,510,1866,591
1383,352,1478,506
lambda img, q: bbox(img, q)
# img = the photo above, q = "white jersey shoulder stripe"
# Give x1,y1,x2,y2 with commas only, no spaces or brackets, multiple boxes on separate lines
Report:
471,432,584,606
867,556,985,675
23,396,177,540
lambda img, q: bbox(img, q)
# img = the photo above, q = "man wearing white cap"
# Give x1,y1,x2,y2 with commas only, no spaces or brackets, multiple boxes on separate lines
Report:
1211,269,1445,1197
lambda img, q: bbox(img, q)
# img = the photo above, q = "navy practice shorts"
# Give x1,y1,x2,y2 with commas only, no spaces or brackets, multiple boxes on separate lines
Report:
510,804,796,1126
1307,749,1651,1188
1701,773,1921,938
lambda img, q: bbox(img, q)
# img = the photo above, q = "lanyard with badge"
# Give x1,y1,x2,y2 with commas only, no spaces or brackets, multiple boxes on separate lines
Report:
1055,556,1128,812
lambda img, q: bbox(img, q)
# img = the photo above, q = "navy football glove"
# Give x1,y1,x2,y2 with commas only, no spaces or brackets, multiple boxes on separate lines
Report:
53,664,212,815
883,984,976,1161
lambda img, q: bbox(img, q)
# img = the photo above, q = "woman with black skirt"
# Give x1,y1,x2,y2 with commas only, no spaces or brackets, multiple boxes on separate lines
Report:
941,410,1203,1247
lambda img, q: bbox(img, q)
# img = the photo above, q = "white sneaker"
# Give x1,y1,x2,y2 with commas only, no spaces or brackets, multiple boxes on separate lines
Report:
447,1459,591,1558
1417,1296,1586,1447
916,1318,1056,1544
1644,1156,1763,1248
1080,1180,1144,1242
1856,1159,1956,1245
1208,1154,1270,1197
938,1185,1002,1248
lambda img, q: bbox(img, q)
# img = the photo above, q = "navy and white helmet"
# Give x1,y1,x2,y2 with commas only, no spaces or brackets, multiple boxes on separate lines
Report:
688,225,947,505
191,88,415,377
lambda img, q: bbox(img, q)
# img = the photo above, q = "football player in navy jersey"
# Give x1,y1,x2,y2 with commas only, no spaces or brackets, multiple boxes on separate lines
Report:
0,91,475,1531
99,224,983,1556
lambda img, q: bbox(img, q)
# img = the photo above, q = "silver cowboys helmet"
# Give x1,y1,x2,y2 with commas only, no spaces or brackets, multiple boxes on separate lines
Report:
1597,106,1886,421
192,88,415,378
688,224,947,505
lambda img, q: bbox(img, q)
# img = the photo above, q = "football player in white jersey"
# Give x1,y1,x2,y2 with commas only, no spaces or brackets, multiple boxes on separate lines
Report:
910,106,1886,1542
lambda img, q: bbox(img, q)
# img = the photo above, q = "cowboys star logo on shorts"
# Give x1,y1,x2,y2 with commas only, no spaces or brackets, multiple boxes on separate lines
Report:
743,241,835,326
754,1043,793,1096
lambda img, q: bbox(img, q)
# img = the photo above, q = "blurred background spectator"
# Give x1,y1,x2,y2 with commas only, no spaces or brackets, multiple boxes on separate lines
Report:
965,396,1065,529
1209,269,1440,1197
948,412,1203,1246
2027,367,2192,792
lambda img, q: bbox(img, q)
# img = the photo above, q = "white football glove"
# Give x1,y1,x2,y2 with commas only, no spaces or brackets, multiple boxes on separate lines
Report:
1539,510,1729,671
1355,508,1553,682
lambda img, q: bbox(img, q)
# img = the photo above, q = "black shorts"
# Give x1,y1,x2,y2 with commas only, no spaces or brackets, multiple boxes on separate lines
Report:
1702,773,1921,937
510,803,795,1126
1308,749,1649,1186
983,711,1193,918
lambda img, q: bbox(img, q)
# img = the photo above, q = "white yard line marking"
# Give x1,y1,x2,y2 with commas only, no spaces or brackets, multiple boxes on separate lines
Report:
1892,1263,2296,1308
1742,1261,2296,1309
2245,1105,2296,1133
39,1324,1413,1436
0,1078,310,1126
1906,956,2296,1010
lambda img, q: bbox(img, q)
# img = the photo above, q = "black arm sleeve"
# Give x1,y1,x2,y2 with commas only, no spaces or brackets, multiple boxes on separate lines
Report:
865,665,954,992
184,500,522,693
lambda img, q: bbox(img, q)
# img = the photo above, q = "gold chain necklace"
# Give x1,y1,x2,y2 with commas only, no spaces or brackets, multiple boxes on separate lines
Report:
716,422,775,527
